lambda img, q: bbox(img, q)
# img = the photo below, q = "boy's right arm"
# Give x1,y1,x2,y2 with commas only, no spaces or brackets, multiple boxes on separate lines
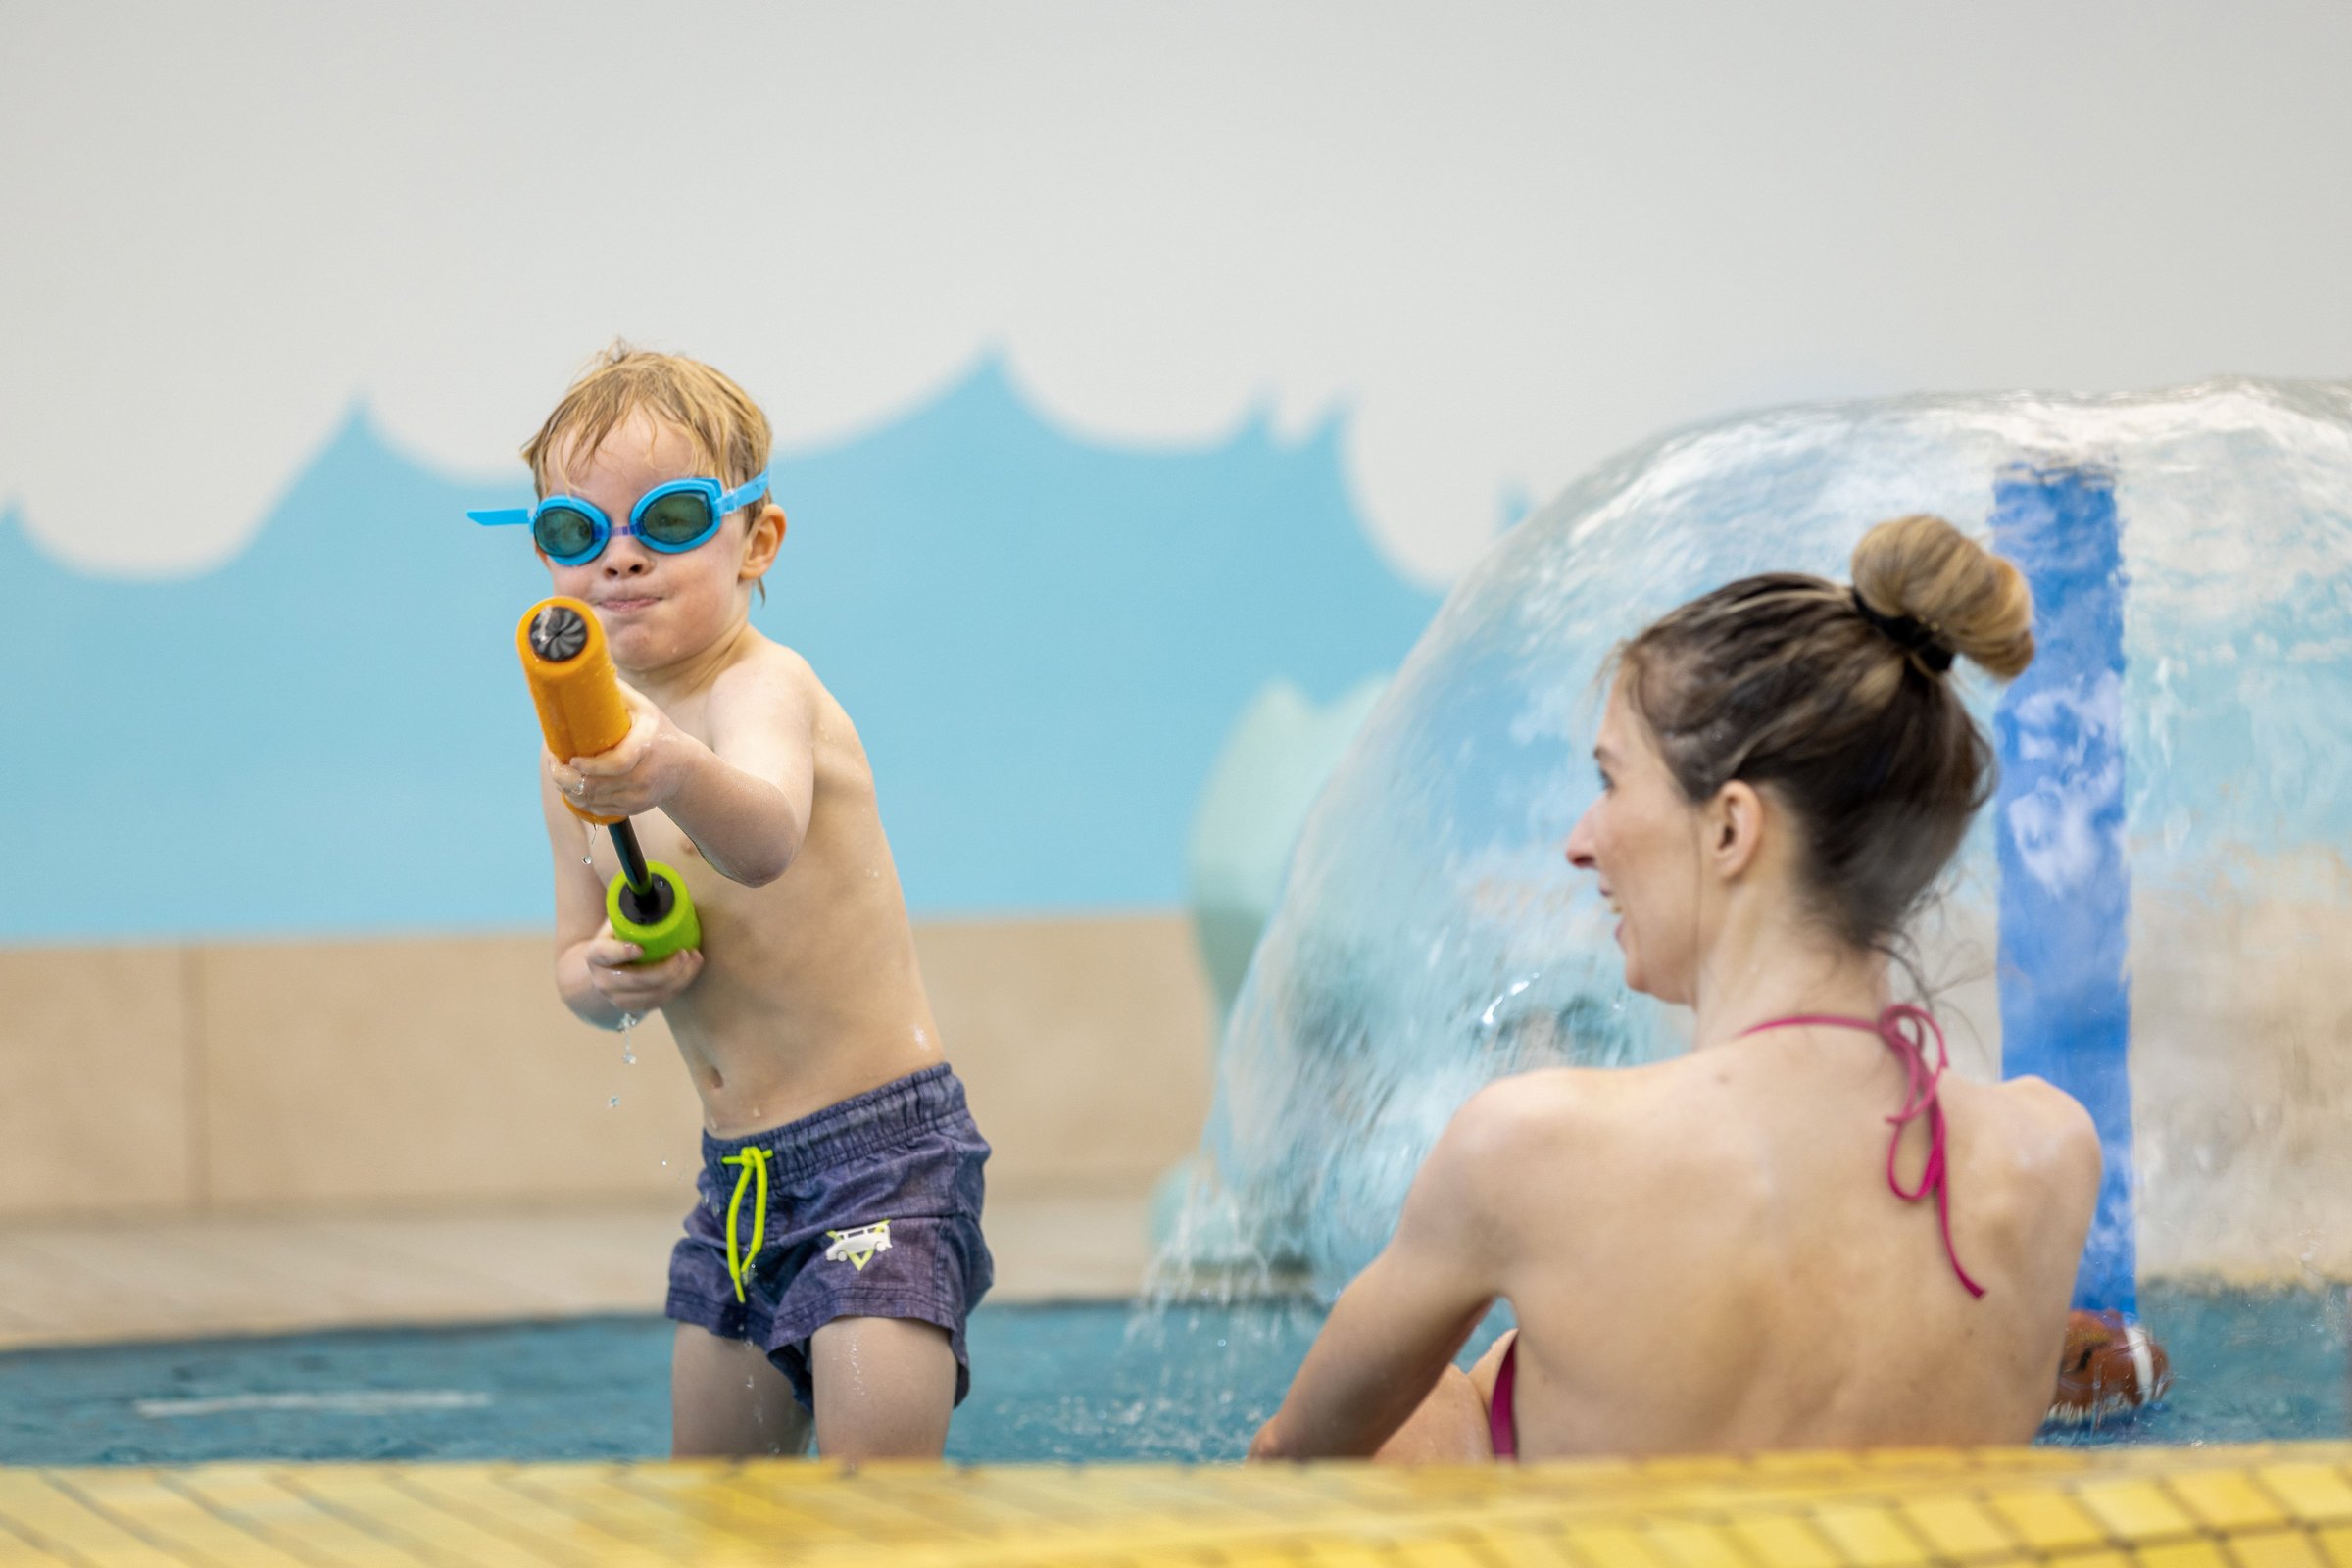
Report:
540,757,703,1029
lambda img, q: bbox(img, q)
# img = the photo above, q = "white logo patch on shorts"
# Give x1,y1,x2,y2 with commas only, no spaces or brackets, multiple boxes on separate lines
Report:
824,1221,893,1271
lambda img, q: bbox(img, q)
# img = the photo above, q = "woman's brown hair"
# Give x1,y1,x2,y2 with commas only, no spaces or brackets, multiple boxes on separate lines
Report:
1616,514,2035,951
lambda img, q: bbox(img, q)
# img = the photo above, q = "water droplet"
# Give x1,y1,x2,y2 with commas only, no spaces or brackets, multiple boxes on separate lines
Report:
608,1096,620,1108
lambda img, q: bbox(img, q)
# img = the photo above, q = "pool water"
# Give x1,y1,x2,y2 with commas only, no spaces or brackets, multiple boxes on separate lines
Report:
0,1285,2339,1466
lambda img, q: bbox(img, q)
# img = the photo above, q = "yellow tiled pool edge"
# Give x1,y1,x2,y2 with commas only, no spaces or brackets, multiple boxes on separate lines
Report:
3,1444,2349,1567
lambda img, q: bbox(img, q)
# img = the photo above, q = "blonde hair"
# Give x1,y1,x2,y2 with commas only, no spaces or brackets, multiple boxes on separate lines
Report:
1616,514,2034,950
522,342,771,500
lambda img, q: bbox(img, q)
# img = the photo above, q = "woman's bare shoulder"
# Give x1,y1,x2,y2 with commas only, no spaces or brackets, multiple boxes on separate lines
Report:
1990,1073,2099,1143
1439,1066,1649,1183
1969,1073,2104,1199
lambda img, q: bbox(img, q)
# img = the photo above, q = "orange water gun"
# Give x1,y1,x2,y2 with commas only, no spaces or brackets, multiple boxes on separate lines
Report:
516,597,702,964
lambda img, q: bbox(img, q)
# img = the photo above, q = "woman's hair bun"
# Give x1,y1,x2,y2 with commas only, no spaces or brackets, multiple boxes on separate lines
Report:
1850,514,2034,680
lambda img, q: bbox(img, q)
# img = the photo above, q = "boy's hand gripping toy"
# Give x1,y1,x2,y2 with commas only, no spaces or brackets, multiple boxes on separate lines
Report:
518,597,703,964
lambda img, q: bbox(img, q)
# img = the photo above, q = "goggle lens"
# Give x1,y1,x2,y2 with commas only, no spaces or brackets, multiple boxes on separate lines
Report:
534,504,602,561
639,490,717,547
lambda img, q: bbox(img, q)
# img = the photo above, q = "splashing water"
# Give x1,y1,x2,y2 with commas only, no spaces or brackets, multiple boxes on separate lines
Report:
1165,378,2352,1303
619,1013,638,1066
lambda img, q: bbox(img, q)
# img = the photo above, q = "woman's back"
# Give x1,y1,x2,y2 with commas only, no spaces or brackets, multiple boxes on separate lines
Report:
1496,1028,2098,1456
1248,514,2105,1466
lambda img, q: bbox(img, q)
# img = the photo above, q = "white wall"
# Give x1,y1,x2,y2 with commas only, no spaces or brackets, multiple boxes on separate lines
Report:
5,1,2349,586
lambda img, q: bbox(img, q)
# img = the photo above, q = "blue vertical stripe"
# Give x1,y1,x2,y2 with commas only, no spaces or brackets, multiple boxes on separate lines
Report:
1991,462,2136,1314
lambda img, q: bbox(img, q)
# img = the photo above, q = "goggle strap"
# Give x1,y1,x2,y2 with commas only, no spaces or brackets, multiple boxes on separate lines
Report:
716,473,770,514
468,473,765,543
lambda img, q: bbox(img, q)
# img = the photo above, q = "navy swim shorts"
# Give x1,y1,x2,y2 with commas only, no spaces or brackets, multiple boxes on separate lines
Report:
665,1064,993,1409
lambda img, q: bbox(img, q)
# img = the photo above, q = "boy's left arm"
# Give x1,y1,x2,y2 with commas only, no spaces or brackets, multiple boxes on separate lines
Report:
554,660,814,888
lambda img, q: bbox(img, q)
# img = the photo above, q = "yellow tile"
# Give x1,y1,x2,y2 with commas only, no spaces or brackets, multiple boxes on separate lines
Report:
2137,1542,2234,1568
2260,1469,2352,1528
1563,1526,1672,1568
1370,1543,1496,1568
280,1469,593,1568
0,1474,182,1568
1985,1491,2110,1553
2073,1481,2199,1544
0,1527,74,1568
1264,1548,1392,1568
2228,1529,2327,1568
1644,1521,1753,1568
1895,1495,2019,1560
391,1467,683,1568
160,1468,417,1568
50,1469,318,1568
2169,1474,2292,1533
26,1451,2352,1568
499,1467,740,1552
1808,1502,1932,1568
1481,1532,1588,1567
1727,1515,1840,1568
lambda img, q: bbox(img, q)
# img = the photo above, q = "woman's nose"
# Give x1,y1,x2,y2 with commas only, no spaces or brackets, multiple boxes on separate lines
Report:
1564,812,1597,870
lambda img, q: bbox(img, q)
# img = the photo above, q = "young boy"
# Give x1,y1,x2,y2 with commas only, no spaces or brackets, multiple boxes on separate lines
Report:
481,345,991,1460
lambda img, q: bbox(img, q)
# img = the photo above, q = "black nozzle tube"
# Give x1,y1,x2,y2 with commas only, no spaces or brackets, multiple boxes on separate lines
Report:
609,820,655,899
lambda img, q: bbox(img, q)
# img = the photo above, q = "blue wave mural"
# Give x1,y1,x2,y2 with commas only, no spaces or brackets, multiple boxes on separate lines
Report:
11,358,1438,942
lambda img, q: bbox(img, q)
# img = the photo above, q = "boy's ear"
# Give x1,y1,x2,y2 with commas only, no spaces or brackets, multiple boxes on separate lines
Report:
740,502,785,580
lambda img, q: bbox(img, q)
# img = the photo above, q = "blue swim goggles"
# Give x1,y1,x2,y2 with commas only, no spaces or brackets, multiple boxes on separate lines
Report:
468,472,770,566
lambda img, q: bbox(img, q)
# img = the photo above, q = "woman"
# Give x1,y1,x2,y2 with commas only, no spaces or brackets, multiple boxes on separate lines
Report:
1249,514,2100,1461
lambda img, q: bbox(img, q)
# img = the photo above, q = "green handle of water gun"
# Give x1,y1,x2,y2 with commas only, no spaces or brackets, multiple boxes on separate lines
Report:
607,862,703,964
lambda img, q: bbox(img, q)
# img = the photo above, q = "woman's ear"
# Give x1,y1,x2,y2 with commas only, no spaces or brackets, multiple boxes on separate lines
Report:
1708,780,1766,881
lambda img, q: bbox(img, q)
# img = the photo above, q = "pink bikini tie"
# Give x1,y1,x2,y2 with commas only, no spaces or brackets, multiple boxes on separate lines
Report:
1741,1004,1985,1298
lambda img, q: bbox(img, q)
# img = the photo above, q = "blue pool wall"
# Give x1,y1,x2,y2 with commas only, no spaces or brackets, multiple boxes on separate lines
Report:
4,360,1439,943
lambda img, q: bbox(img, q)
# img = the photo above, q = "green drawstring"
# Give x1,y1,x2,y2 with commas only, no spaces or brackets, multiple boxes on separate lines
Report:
721,1147,772,1302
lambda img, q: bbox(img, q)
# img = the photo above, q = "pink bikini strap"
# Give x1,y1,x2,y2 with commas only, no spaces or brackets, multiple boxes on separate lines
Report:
1488,1335,1519,1460
1740,1004,1986,1298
